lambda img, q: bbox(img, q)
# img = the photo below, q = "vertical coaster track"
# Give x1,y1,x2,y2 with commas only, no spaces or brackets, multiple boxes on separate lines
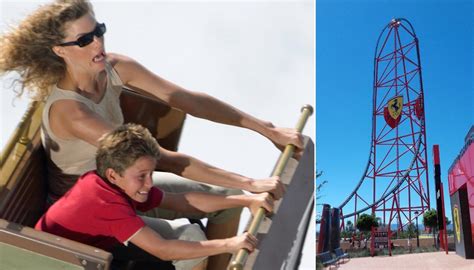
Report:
339,18,430,231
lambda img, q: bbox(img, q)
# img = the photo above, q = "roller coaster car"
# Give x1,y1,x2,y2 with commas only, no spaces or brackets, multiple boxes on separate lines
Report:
0,88,186,270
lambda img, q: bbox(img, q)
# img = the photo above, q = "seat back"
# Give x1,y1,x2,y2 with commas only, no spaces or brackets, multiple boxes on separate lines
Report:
120,88,186,151
0,102,46,227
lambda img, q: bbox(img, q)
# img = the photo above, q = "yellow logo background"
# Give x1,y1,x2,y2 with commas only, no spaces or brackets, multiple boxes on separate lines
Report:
388,96,403,119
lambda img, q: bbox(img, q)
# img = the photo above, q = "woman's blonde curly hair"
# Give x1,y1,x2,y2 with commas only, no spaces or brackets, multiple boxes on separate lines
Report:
0,0,93,101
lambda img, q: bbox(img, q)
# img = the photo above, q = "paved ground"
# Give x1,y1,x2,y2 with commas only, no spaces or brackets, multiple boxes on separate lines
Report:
328,251,473,270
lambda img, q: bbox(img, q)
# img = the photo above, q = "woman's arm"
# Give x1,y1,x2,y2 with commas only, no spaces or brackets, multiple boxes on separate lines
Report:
110,53,304,153
130,226,257,261
159,192,274,216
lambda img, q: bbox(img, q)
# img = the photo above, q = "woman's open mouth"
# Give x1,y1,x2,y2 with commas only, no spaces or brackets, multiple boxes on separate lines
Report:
92,51,106,63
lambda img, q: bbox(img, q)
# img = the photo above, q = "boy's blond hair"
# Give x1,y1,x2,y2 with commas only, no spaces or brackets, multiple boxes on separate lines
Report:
96,124,160,178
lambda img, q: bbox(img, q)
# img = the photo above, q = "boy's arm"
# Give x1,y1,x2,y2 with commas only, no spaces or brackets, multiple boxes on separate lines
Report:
157,147,286,199
130,226,257,260
159,192,274,216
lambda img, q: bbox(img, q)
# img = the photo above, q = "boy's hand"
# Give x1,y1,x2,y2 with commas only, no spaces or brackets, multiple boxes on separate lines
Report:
248,193,274,216
248,176,286,200
227,232,258,253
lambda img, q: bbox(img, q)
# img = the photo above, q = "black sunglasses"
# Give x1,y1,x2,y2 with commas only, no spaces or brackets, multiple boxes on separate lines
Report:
58,23,106,47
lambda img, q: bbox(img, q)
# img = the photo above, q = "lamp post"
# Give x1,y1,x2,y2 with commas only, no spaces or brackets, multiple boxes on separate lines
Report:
414,211,420,248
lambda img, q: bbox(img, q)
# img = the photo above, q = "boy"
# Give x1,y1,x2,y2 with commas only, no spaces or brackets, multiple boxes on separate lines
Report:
35,123,273,270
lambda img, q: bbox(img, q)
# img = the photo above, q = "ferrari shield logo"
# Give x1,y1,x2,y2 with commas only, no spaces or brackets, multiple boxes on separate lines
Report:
383,96,403,128
388,96,403,119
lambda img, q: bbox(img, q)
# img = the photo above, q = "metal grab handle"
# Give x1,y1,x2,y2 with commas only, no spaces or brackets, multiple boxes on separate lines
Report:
228,104,314,270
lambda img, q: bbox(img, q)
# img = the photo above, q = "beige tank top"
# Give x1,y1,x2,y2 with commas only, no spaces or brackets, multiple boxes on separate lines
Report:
41,61,124,197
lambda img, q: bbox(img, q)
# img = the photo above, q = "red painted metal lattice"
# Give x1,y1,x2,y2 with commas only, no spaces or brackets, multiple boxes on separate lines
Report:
339,18,430,232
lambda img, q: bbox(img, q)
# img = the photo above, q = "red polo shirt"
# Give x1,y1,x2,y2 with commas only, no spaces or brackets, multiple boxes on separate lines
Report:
35,171,164,250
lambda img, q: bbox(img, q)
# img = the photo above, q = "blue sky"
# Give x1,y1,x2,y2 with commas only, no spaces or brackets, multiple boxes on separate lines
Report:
316,0,473,225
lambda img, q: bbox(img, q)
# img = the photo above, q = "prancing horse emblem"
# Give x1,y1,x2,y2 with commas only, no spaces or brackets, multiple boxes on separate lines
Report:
388,96,403,120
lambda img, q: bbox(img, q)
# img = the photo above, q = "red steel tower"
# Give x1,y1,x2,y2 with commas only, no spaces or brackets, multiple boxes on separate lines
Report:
340,18,430,231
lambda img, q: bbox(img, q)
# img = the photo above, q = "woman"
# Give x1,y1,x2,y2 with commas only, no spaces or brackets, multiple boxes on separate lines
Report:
0,1,303,268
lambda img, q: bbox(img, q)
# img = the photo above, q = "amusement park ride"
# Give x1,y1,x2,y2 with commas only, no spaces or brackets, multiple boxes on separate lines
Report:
320,17,474,261
338,18,430,231
319,18,431,253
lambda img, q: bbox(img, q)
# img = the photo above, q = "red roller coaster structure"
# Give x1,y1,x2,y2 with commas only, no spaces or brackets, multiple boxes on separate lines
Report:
339,18,430,232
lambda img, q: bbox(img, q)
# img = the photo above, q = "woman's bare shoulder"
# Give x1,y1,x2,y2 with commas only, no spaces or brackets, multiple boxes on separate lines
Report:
105,53,139,83
50,99,94,120
106,53,138,68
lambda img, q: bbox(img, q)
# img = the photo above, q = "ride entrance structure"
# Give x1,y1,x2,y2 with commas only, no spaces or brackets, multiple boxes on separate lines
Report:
448,126,474,259
339,18,431,233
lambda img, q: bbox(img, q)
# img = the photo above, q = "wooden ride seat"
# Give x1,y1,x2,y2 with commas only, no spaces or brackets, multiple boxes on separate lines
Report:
0,88,186,269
